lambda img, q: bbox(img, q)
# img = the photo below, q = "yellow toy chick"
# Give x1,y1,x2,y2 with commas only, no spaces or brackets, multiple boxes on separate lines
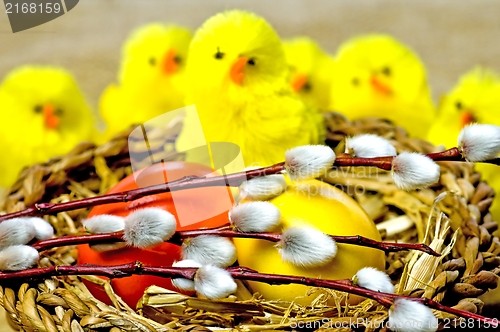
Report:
330,34,435,139
428,67,500,147
99,23,192,140
0,65,95,188
176,10,325,168
427,67,500,221
283,36,335,111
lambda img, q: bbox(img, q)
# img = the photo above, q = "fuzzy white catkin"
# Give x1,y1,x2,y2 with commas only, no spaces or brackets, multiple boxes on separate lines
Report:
0,217,36,250
458,123,500,162
285,145,336,181
388,298,438,332
391,152,440,191
27,217,54,240
345,134,397,157
239,174,287,201
83,214,125,233
278,226,337,267
354,267,394,294
229,201,281,232
83,214,128,252
194,265,237,300
123,208,177,248
182,235,237,267
171,259,202,291
0,245,39,271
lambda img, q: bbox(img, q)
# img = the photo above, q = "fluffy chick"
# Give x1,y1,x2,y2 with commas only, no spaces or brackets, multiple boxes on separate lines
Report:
428,67,500,147
427,67,500,221
0,65,95,188
283,36,335,111
176,10,325,168
330,34,435,139
99,23,192,140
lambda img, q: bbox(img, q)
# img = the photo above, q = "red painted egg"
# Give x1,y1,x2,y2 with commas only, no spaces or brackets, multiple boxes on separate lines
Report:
77,161,234,307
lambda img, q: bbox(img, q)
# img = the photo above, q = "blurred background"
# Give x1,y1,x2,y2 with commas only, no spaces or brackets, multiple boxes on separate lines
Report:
1,0,500,330
1,0,500,111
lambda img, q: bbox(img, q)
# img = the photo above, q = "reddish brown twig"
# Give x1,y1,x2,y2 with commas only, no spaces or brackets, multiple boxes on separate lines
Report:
229,266,497,327
0,261,495,326
0,162,284,222
2,148,499,223
31,225,440,256
172,228,440,256
339,147,500,164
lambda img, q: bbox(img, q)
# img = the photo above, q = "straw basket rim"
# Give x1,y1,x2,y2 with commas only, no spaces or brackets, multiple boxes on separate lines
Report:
0,112,499,331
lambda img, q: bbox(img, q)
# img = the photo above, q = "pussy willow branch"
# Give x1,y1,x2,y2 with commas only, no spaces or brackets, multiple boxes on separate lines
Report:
0,162,284,222
338,147,500,164
31,225,439,256
1,147,499,222
0,261,495,326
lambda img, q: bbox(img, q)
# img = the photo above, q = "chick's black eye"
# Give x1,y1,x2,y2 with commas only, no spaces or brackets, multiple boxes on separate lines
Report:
34,105,43,113
214,47,224,59
455,101,462,110
381,67,391,76
149,57,156,66
352,78,360,86
303,82,312,92
173,56,182,64
247,58,256,66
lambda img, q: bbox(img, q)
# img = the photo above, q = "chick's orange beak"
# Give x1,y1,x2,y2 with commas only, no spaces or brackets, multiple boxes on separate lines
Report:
460,111,475,128
43,104,59,130
291,73,308,92
162,48,178,75
370,76,392,96
230,57,248,85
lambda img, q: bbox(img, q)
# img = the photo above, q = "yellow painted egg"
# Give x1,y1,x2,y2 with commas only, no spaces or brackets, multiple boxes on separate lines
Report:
233,179,386,305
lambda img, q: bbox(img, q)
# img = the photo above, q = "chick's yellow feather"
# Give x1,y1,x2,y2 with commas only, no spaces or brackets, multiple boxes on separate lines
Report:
427,67,500,222
283,36,335,111
0,65,95,188
99,23,192,140
330,34,435,139
176,10,325,167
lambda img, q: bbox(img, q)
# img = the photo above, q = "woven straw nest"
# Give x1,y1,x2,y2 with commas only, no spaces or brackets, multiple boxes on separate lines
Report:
0,112,499,331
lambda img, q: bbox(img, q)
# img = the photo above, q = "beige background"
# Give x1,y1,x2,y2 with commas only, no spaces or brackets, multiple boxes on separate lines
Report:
1,0,500,330
1,0,500,110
